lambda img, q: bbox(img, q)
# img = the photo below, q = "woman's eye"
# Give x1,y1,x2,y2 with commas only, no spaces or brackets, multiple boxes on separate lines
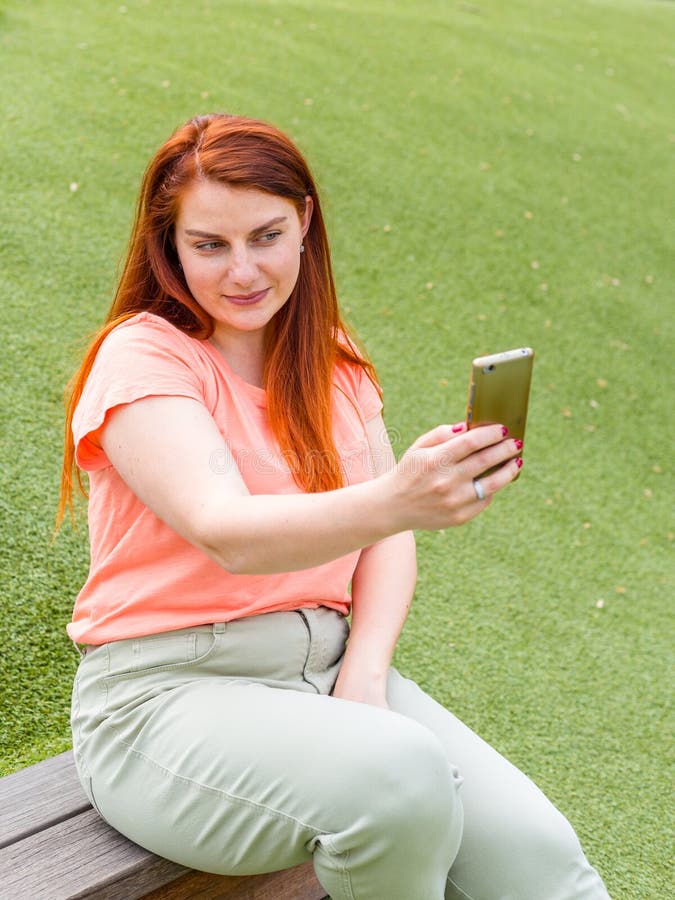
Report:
196,241,222,251
256,231,281,243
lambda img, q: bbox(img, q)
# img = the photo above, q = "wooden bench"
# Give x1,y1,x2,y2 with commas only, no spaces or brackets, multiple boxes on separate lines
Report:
0,750,327,899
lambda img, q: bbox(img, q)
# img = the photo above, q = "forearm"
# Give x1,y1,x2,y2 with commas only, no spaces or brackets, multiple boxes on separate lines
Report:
199,475,401,574
333,530,417,704
102,398,522,576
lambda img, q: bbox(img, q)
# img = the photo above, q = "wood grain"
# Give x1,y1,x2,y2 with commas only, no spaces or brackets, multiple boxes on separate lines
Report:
0,751,327,899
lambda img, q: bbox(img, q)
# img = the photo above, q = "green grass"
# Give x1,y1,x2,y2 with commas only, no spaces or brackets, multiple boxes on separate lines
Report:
1,1,673,896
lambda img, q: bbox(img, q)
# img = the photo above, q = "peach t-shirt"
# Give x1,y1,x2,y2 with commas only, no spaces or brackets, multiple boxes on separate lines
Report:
68,312,383,645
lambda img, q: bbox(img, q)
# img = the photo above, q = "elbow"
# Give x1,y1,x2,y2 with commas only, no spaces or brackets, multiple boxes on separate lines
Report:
191,516,255,575
187,497,287,575
198,533,254,575
211,548,249,575
201,538,287,577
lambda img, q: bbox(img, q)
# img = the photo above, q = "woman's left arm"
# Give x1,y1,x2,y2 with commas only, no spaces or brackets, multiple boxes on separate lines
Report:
332,413,418,709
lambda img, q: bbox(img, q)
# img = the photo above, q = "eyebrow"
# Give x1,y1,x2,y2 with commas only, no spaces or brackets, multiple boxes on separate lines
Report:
184,216,288,239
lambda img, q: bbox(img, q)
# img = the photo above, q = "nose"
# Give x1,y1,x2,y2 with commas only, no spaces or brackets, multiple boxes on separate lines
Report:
227,245,258,288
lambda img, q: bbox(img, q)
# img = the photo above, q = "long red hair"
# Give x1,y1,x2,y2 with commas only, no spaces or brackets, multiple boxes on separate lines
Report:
58,114,378,526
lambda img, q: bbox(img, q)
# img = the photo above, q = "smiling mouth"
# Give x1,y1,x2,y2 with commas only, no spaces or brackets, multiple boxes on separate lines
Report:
225,289,270,306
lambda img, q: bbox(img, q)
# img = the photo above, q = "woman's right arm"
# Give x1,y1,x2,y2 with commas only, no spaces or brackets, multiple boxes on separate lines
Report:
100,395,522,574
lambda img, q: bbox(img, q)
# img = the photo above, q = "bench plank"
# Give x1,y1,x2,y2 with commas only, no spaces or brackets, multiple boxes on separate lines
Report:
0,750,327,898
0,751,90,848
0,807,188,899
139,862,326,900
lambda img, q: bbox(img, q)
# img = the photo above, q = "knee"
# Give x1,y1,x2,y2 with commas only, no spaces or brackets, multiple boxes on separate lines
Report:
358,715,463,851
312,718,465,900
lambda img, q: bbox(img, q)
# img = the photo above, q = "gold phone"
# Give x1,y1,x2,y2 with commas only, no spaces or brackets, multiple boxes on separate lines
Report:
466,348,534,471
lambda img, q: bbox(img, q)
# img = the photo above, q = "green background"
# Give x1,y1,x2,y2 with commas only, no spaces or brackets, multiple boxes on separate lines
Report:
1,1,673,896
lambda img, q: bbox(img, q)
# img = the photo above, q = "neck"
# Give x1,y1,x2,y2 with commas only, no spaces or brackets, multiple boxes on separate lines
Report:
208,327,267,388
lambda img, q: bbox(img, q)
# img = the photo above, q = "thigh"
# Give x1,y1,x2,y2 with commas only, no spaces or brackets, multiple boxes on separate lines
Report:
387,670,609,900
82,674,458,879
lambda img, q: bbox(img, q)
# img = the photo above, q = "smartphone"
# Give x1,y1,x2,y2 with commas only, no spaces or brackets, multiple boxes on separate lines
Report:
466,347,534,472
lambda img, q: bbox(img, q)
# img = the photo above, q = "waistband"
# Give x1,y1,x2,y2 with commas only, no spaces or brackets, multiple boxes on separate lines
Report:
75,607,350,697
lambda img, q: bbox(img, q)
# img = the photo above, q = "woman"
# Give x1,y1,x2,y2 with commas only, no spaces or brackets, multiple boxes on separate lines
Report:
60,114,609,899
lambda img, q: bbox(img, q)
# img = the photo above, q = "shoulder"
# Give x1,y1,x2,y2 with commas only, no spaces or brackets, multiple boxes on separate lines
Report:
74,314,212,467
83,312,214,402
102,312,197,352
94,312,210,373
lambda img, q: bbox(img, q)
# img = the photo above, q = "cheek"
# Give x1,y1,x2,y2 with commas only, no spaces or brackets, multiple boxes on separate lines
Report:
284,259,301,288
275,248,302,286
181,259,220,293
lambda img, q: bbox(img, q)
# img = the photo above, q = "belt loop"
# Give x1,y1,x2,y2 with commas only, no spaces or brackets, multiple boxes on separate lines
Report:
212,622,226,634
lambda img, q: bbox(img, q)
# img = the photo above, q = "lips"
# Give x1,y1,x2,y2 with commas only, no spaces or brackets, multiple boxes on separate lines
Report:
224,288,270,306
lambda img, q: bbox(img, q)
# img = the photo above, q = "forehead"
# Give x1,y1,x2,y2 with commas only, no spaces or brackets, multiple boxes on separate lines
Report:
175,180,299,231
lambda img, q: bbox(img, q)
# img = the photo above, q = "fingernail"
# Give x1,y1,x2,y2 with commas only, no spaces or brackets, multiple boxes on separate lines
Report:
516,457,524,469
514,439,523,450
452,423,465,433
501,426,509,437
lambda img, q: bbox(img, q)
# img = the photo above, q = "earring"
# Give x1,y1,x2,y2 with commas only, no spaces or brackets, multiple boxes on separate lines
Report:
299,243,305,254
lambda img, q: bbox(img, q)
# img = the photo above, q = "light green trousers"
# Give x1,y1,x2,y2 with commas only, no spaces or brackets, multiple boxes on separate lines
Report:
71,607,610,899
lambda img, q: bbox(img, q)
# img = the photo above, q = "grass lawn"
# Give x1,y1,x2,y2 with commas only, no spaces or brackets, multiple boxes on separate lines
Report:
1,1,672,896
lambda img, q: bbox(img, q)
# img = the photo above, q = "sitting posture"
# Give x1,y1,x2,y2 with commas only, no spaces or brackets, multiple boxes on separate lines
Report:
60,113,610,899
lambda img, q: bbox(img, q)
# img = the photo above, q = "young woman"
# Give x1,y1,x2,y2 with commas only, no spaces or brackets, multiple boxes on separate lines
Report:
60,113,609,899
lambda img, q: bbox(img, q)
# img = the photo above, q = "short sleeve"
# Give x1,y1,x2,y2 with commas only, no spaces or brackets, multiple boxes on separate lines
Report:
73,314,206,471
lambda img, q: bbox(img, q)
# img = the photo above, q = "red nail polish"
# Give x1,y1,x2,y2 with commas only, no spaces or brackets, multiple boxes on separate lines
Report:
501,426,509,437
516,457,524,469
514,439,523,450
452,423,465,433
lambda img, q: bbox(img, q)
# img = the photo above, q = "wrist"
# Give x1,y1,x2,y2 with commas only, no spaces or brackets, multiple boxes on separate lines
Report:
341,637,393,682
366,468,410,537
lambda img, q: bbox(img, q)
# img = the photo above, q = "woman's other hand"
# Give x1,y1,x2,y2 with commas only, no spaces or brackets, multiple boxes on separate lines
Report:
332,666,391,710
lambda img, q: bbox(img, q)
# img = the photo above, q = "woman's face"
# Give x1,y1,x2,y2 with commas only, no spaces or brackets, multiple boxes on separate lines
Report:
174,180,312,348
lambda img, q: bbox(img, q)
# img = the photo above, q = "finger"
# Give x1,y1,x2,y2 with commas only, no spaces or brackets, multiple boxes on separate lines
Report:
411,421,466,450
470,476,489,503
464,438,523,480
435,423,509,468
475,456,524,497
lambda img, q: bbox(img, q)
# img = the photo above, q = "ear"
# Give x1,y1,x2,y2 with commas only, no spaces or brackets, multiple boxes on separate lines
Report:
300,195,313,238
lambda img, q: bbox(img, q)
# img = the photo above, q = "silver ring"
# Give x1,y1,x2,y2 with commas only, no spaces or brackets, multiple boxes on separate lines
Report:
473,478,486,501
